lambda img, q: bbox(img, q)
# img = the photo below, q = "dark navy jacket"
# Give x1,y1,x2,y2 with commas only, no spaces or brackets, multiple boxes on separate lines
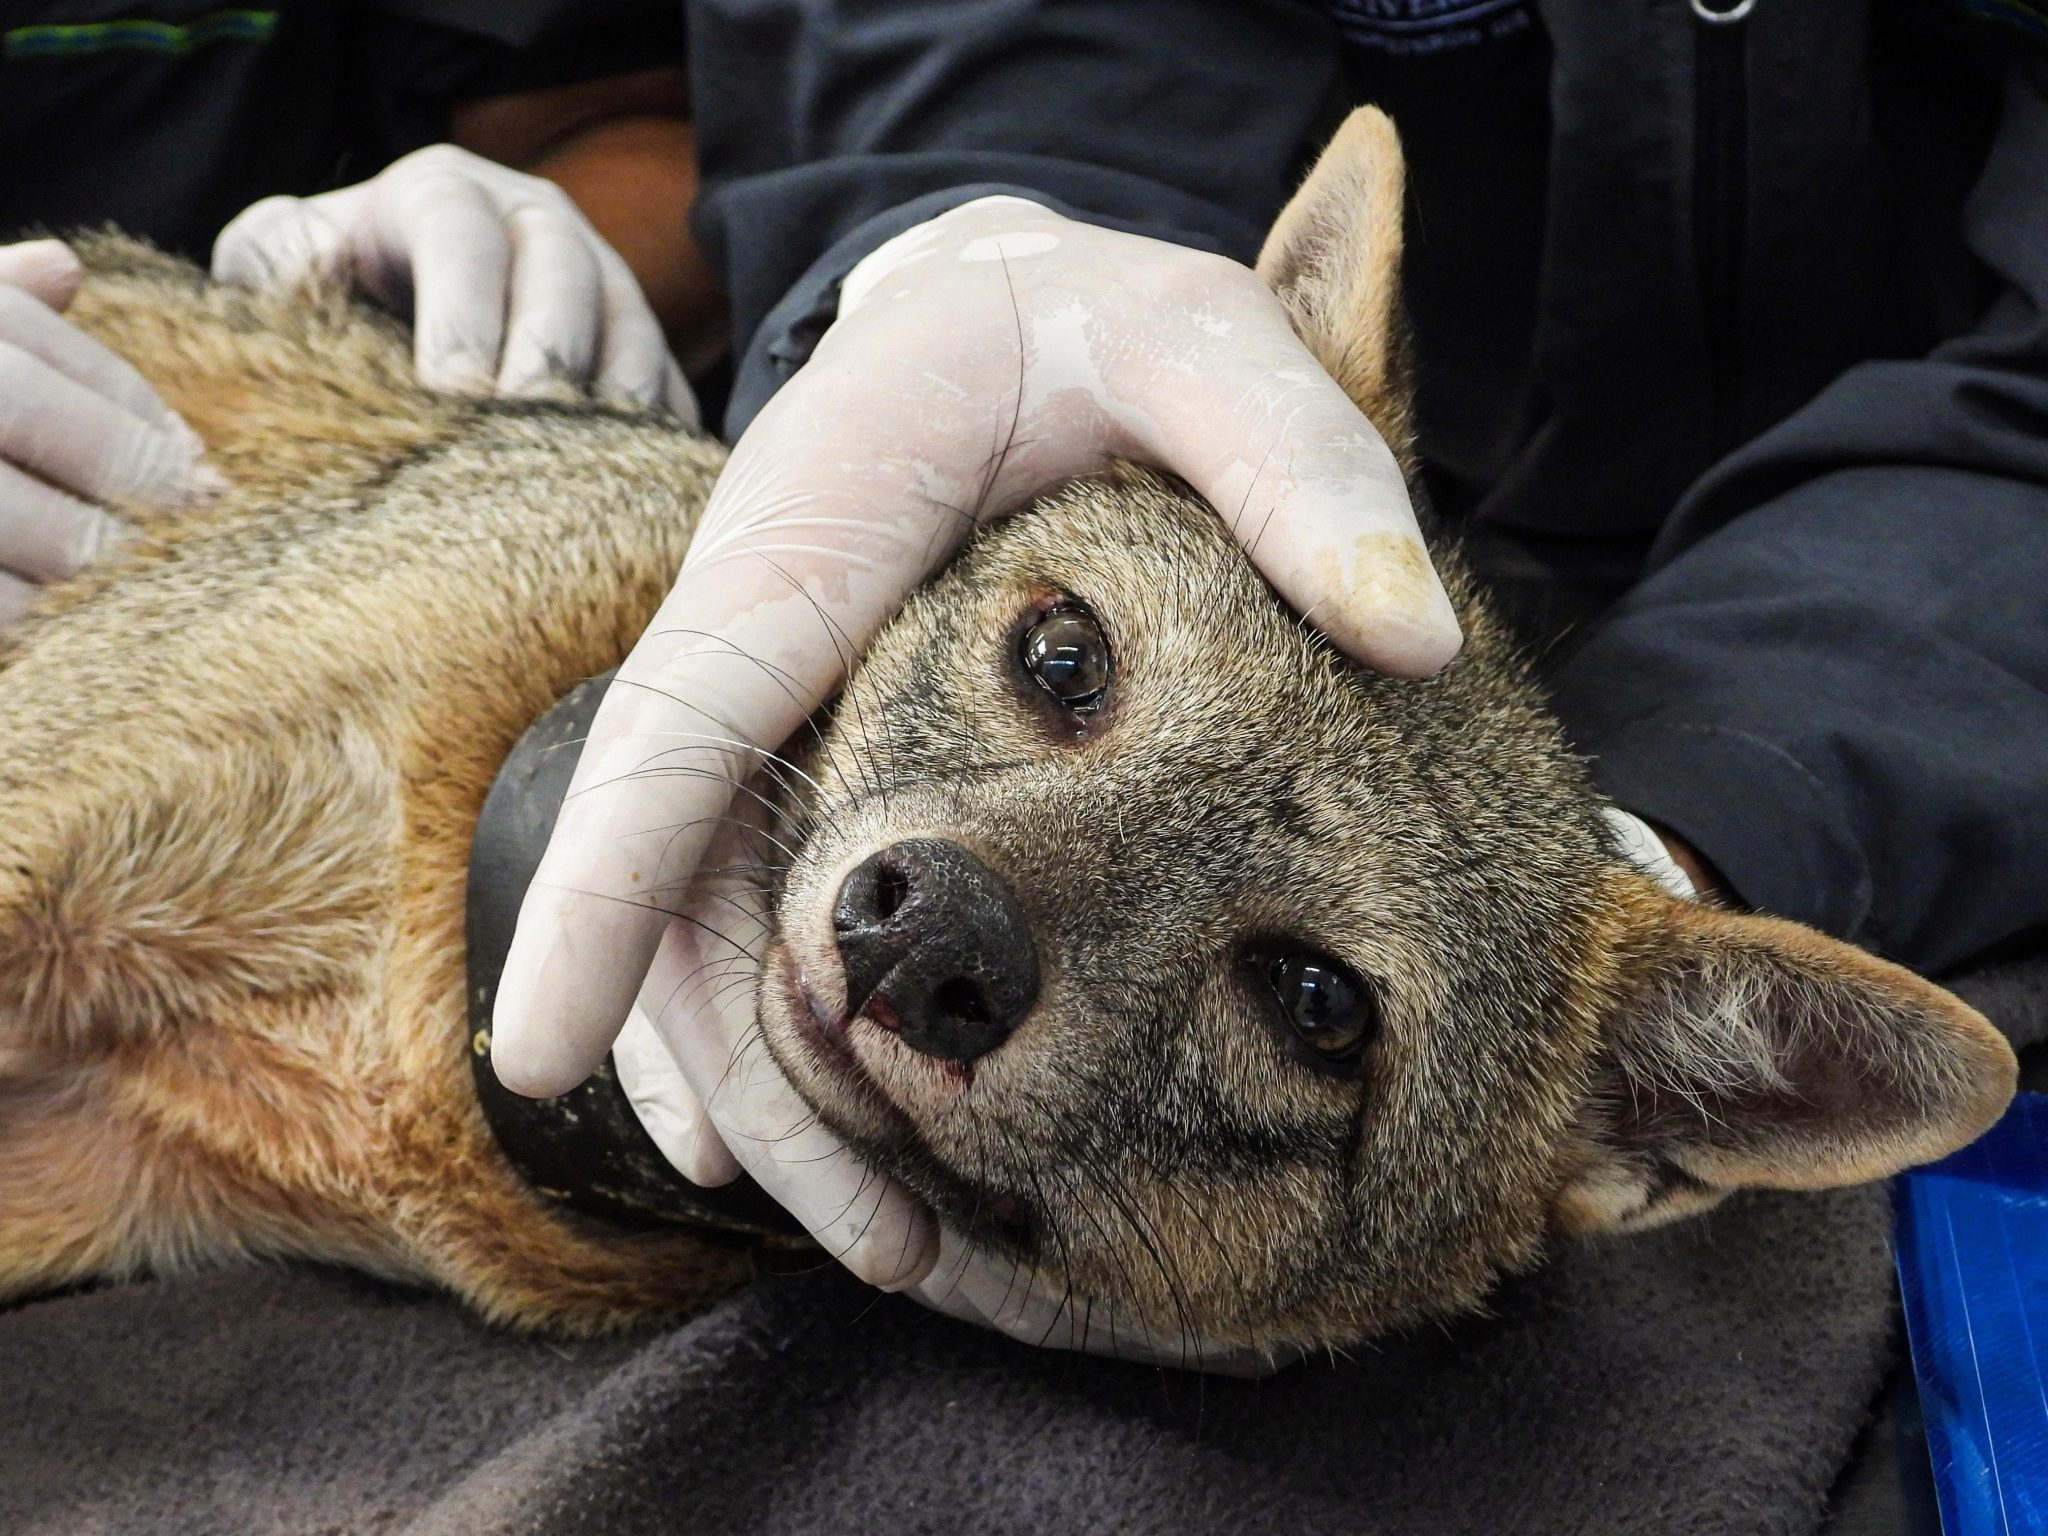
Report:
1,0,682,259
686,0,2048,975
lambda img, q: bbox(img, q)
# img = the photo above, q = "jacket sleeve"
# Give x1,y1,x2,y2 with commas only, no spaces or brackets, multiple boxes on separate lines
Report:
357,1,688,164
1549,58,2048,974
684,0,1344,432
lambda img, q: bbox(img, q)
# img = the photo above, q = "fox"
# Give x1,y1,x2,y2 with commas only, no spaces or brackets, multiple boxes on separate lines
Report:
0,111,2015,1356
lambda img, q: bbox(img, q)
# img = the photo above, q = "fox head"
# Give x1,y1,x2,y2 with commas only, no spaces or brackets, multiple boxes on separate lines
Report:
751,112,2016,1354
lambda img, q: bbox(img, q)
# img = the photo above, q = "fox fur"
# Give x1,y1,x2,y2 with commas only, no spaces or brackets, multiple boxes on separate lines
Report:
0,238,744,1330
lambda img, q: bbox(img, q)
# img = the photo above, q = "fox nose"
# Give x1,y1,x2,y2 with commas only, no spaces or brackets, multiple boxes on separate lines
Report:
831,839,1039,1063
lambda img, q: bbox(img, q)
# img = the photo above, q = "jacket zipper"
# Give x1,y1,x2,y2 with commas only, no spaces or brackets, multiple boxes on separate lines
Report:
1692,0,1752,458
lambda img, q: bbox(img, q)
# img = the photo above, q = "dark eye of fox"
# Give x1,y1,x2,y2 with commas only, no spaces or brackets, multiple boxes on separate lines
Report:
1020,603,1111,713
1266,953,1378,1071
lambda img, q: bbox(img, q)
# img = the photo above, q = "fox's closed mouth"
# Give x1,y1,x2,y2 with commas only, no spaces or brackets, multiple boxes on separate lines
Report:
776,950,975,1134
790,967,856,1063
781,958,888,1102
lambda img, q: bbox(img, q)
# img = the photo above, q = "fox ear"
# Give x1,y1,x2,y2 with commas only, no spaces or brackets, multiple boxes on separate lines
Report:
1254,106,1413,457
1554,886,2016,1234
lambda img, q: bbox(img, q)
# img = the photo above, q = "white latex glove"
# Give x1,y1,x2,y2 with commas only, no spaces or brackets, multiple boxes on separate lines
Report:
1601,807,1699,901
212,143,696,421
0,239,216,624
494,195,1465,1349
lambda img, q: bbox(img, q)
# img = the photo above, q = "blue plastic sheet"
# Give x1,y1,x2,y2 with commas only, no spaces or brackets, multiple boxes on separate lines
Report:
1895,1092,2048,1535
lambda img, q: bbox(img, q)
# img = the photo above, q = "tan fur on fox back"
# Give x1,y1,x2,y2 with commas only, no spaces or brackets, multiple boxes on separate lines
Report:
3,238,718,1045
0,237,743,1329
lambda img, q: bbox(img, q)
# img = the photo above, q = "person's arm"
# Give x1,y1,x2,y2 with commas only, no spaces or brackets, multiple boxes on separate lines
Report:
685,0,1349,432
1551,57,2048,976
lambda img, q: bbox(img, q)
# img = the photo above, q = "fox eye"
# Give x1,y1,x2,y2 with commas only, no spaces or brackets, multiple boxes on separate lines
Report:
1266,952,1377,1069
1020,604,1111,714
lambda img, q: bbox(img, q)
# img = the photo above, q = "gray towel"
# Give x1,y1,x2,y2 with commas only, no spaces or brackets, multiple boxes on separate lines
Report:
5,954,2042,1536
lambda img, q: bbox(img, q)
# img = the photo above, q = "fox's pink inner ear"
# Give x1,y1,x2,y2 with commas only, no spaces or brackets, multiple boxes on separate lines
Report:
1253,105,1412,457
1554,888,2016,1235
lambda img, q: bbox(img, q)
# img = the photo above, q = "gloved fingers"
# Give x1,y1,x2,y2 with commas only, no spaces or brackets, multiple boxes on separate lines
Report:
0,280,183,429
370,163,512,395
490,706,760,1095
491,883,674,1097
683,333,1025,567
215,148,691,418
495,201,604,399
645,908,940,1292
588,242,688,416
490,482,886,1097
210,191,357,295
0,343,211,506
1097,288,1460,679
656,357,700,428
489,773,792,1103
0,459,131,583
0,568,36,628
610,1000,743,1187
833,195,1461,676
1601,806,1699,900
0,239,85,310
